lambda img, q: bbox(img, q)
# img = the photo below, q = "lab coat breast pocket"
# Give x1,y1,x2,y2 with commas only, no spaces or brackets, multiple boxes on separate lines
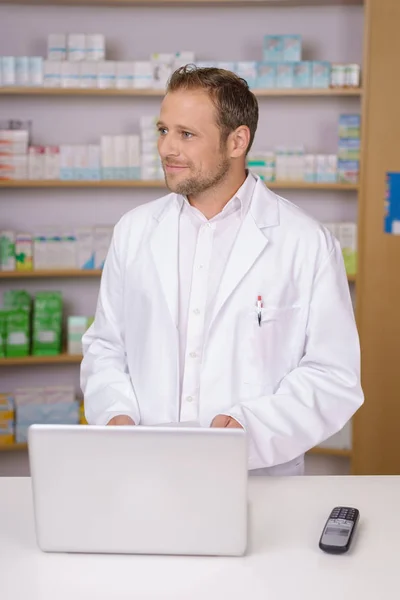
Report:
246,305,306,390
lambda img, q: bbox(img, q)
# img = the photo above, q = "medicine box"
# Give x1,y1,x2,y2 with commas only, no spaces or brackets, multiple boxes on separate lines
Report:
256,63,276,89
338,138,361,161
312,61,331,88
276,63,294,88
338,223,357,276
263,35,283,62
15,233,33,271
236,62,257,89
282,35,302,62
293,62,312,88
338,160,359,184
339,115,361,139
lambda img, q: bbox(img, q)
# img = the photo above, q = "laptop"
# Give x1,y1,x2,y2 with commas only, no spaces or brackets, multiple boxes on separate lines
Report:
28,424,248,556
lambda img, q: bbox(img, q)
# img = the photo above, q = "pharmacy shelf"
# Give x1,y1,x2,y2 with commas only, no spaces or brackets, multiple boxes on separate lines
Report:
0,0,364,6
0,269,102,279
0,443,28,452
308,446,352,458
0,180,360,191
0,86,363,97
0,354,82,366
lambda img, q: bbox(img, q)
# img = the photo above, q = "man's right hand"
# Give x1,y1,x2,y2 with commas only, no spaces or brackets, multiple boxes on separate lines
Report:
107,415,135,426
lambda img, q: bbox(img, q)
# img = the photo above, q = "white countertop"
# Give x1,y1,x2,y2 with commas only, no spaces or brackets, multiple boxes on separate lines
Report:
1,476,399,600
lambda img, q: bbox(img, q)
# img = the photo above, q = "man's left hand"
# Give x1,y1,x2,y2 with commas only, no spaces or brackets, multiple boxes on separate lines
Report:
211,415,243,429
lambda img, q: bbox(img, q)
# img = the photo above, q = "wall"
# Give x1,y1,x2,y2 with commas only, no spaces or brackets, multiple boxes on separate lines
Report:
0,3,363,473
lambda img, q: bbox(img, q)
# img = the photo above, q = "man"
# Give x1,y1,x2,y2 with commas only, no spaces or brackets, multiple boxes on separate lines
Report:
81,66,363,475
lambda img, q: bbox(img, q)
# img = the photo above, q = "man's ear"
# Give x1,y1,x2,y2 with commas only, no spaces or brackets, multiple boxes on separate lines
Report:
228,126,251,158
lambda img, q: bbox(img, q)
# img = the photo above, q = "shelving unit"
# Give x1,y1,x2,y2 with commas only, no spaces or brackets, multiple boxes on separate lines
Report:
0,269,102,279
0,0,364,468
0,86,362,97
0,354,82,366
0,180,360,191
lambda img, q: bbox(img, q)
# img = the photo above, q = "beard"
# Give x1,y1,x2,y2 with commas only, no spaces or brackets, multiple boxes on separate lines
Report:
163,155,231,197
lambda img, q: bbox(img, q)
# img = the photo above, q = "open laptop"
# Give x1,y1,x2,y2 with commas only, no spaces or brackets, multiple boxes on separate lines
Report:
28,424,248,556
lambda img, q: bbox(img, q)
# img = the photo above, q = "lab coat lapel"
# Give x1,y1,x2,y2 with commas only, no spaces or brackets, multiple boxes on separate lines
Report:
150,198,181,327
209,180,280,328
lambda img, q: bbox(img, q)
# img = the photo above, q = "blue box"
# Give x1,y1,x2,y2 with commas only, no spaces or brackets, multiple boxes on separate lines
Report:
312,61,331,88
339,114,361,139
293,62,312,88
282,35,302,62
236,61,257,88
338,138,361,161
276,63,294,88
16,401,80,426
337,160,359,184
263,35,283,62
256,62,276,89
384,173,400,235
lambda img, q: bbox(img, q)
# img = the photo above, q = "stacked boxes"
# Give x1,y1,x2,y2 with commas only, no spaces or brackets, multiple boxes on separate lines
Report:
32,291,63,356
338,114,361,184
140,117,163,181
324,222,358,276
247,148,338,183
0,128,29,180
100,135,140,180
67,315,93,355
3,290,31,357
14,386,80,443
0,393,14,446
247,152,276,182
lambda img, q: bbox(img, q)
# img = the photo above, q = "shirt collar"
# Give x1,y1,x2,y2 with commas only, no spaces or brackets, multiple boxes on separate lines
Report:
176,170,256,222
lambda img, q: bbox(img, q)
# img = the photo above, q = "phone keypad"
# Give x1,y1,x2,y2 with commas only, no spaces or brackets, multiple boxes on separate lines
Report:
330,507,357,522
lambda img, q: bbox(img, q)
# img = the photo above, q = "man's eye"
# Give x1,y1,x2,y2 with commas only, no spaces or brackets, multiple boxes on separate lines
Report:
182,131,193,139
158,128,167,135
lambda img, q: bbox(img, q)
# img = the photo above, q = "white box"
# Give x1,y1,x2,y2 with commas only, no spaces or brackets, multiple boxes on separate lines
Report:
97,61,116,88
100,136,115,179
236,61,257,88
88,145,101,180
0,130,29,155
0,231,16,271
86,34,105,61
275,147,289,181
1,57,16,86
132,61,153,89
141,165,160,180
44,146,60,180
42,228,62,268
61,61,79,88
15,57,29,86
94,226,113,269
303,154,316,183
75,227,95,270
116,62,133,89
127,135,140,179
60,145,75,180
67,318,88,355
28,146,45,180
1,155,28,180
60,230,77,268
47,34,67,61
79,61,97,88
29,57,44,86
173,51,195,71
114,136,128,179
44,60,61,87
33,230,47,270
327,154,338,183
316,154,328,183
68,34,86,62
151,53,173,89
74,145,89,179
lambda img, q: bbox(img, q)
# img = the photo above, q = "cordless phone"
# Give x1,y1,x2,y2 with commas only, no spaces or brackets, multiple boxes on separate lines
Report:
319,506,359,554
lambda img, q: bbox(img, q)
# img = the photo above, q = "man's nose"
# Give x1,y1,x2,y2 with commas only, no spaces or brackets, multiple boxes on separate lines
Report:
159,133,180,158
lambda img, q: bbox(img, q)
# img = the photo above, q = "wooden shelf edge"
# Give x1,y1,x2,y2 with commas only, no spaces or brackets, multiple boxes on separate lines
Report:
0,443,28,452
0,180,359,191
0,269,102,279
0,354,82,366
307,446,352,458
0,86,362,97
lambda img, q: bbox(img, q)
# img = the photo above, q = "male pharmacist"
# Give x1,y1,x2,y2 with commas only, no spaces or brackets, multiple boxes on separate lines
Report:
81,66,363,475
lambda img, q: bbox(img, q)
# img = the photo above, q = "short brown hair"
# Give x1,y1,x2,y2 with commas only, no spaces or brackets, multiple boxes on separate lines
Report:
166,65,259,155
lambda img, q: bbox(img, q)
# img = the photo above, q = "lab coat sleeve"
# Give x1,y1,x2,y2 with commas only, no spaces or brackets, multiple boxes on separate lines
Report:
80,229,141,426
225,240,364,470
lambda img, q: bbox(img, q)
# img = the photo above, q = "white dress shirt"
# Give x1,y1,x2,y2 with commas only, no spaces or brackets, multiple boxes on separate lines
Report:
177,172,257,421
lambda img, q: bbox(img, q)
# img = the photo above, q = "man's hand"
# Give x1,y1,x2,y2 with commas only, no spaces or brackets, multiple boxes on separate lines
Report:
107,415,135,426
211,415,243,429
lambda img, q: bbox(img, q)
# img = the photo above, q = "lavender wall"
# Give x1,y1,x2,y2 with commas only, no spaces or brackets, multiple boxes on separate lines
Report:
0,2,363,397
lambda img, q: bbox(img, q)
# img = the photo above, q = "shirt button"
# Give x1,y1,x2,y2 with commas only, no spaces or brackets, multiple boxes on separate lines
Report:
189,352,197,359
186,396,194,403
193,308,200,315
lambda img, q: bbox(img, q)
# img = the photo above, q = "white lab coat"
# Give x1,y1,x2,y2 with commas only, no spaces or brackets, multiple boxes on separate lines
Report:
81,176,363,475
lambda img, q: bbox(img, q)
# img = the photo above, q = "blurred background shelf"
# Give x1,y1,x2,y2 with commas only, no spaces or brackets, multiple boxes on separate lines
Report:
0,180,359,190
0,354,82,366
0,86,362,97
0,269,102,279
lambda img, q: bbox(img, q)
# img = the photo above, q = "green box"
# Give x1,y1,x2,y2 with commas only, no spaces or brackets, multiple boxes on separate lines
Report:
5,309,30,357
0,310,7,358
32,291,63,356
3,290,31,311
